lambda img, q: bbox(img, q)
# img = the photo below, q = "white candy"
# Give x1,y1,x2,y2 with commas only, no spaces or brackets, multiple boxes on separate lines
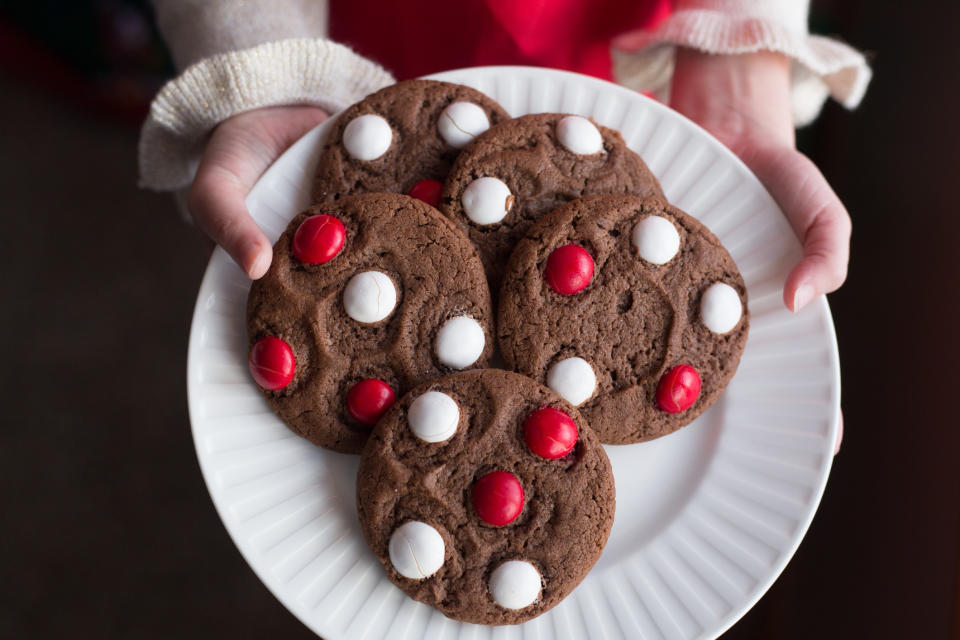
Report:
408,391,460,443
462,177,513,225
700,282,743,334
632,215,680,265
546,357,596,406
342,114,393,161
488,560,542,610
435,316,485,369
343,271,397,323
388,521,445,579
438,102,491,149
556,115,603,155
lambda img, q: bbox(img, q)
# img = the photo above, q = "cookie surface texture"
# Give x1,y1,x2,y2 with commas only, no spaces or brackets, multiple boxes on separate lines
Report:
356,369,615,624
312,79,510,203
498,195,749,444
441,113,664,288
246,193,494,454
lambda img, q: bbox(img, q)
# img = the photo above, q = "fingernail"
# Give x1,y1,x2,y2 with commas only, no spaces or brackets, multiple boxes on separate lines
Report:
247,250,270,279
793,283,814,312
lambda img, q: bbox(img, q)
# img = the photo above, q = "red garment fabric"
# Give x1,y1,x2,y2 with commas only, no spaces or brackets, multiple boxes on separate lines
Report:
330,0,672,82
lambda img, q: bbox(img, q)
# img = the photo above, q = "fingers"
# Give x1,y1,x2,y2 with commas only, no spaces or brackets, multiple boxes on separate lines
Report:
743,147,851,311
188,164,273,278
783,205,851,312
187,106,328,279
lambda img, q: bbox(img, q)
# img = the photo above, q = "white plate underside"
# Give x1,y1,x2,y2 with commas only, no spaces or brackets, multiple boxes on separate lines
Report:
187,67,840,640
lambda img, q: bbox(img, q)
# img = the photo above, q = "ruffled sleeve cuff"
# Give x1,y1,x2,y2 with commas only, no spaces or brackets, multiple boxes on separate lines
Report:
138,38,395,192
611,6,871,126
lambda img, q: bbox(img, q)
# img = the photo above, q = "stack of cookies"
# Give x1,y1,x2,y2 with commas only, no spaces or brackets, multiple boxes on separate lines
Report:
245,80,749,625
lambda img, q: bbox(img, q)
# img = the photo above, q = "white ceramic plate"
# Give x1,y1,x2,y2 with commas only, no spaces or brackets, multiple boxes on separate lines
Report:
187,66,840,640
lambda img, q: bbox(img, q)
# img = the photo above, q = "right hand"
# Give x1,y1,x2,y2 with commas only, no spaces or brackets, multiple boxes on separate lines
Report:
187,105,329,279
669,49,852,314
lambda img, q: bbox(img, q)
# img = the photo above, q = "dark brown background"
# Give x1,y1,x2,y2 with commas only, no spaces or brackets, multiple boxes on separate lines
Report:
2,1,958,638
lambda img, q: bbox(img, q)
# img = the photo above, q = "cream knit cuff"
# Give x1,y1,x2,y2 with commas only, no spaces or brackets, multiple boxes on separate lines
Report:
138,38,395,192
611,9,872,126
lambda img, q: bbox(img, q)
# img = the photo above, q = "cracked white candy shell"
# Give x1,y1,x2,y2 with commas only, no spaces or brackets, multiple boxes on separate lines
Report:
389,521,445,579
438,101,490,148
343,271,397,323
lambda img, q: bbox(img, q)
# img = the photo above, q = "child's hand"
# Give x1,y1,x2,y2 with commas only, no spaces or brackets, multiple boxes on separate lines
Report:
672,49,848,452
187,105,329,279
670,48,852,313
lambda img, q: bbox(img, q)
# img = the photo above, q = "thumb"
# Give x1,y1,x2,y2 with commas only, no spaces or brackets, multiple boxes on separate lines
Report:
187,106,328,279
742,146,852,312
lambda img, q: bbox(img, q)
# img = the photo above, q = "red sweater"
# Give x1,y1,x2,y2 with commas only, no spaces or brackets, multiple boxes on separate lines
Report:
330,0,672,82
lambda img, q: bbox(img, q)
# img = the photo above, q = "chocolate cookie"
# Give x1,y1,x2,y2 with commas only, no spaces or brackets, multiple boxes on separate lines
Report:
356,369,615,625
311,79,510,205
497,195,749,444
440,113,664,289
246,193,495,454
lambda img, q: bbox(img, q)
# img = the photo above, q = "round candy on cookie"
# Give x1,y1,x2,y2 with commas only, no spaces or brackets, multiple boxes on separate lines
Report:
356,369,615,624
497,194,749,444
311,79,510,206
440,113,664,289
246,193,495,454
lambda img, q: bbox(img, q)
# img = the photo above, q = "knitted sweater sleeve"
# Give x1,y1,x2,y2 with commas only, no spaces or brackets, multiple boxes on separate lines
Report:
611,0,871,126
139,0,395,191
139,0,870,191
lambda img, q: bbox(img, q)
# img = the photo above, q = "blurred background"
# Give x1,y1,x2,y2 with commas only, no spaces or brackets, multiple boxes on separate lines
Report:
2,1,957,638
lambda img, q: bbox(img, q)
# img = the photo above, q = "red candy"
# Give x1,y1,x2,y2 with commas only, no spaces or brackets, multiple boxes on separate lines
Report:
292,214,346,264
407,179,444,209
248,336,296,390
346,378,396,426
656,364,702,413
545,244,594,295
472,471,524,526
523,407,578,459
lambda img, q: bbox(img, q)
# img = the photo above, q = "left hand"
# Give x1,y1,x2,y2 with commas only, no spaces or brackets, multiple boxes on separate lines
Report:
670,48,851,314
